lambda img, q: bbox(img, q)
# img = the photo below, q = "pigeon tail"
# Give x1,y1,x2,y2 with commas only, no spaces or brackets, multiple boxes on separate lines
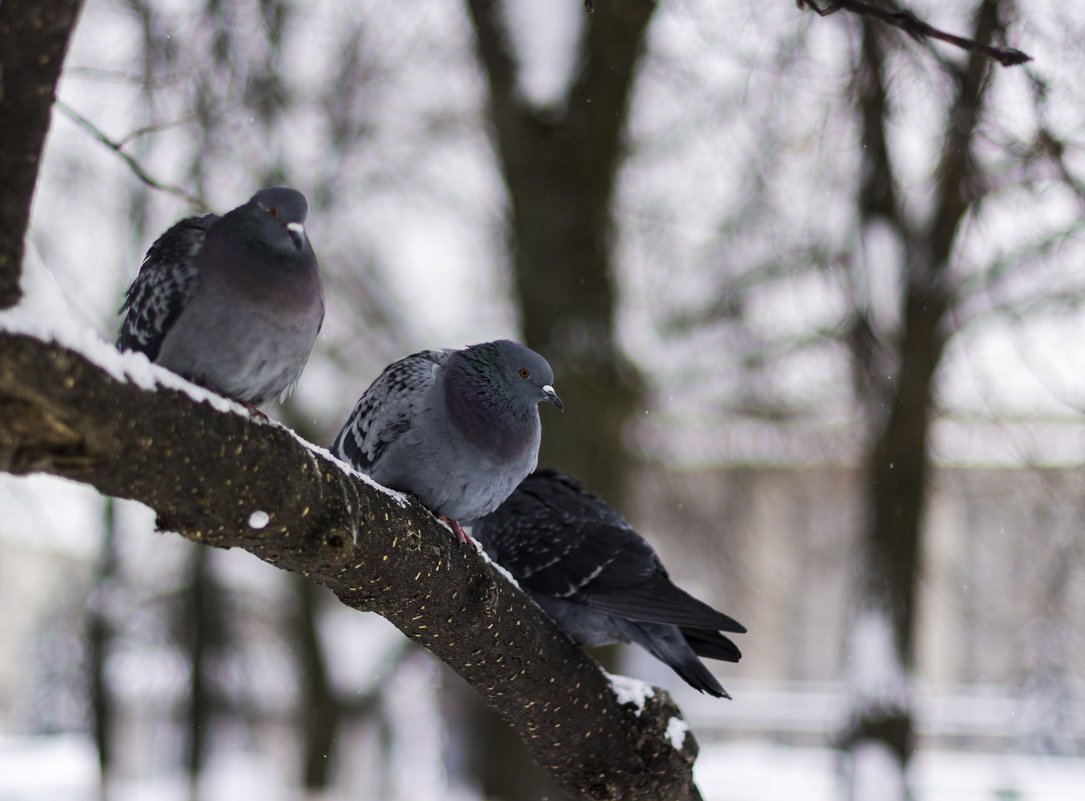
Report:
628,621,730,699
680,627,743,663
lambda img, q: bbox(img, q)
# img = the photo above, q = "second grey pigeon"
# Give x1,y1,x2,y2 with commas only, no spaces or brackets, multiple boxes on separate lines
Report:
118,187,324,407
332,340,563,543
472,469,746,698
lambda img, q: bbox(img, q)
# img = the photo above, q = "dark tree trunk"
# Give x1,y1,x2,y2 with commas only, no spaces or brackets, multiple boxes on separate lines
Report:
465,0,654,500
183,547,216,799
88,498,117,796
842,2,1003,789
0,0,85,307
294,576,344,789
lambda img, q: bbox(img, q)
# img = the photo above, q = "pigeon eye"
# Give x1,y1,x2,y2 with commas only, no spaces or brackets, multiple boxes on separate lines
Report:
519,368,530,379
267,206,278,218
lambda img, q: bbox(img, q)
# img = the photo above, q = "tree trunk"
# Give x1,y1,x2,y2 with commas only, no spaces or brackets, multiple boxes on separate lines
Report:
465,0,653,500
88,498,117,798
463,3,656,796
294,576,344,790
0,0,85,306
842,4,1002,795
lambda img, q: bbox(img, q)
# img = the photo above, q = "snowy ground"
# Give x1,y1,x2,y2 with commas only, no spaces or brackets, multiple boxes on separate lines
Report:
2,732,1084,801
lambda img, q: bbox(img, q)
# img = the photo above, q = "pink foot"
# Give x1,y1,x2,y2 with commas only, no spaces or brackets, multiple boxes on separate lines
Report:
243,402,269,420
440,515,473,545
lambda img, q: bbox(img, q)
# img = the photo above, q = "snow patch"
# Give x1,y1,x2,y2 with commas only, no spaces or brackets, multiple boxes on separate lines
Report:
607,672,655,715
848,741,906,801
849,607,910,709
497,0,585,110
666,716,690,750
247,510,270,529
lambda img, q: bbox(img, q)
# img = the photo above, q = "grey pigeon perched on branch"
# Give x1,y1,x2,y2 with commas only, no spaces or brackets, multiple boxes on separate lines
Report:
118,187,324,407
332,340,563,544
472,469,745,698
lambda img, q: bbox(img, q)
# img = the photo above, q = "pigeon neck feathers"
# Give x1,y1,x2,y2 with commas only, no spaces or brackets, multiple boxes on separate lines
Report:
443,343,538,461
200,206,319,305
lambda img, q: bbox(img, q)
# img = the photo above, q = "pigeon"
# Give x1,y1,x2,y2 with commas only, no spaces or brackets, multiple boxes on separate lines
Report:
118,187,324,407
472,469,745,698
332,340,563,543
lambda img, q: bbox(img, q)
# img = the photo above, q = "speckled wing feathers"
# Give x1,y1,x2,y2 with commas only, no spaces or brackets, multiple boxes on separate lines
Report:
332,349,451,471
117,214,217,360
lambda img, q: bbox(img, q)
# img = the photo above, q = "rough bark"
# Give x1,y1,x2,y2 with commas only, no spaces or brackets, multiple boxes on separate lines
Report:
0,332,702,801
0,0,85,308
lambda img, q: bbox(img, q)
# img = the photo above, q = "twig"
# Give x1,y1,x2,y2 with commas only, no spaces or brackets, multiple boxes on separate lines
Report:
116,114,200,149
54,99,209,211
798,0,1032,66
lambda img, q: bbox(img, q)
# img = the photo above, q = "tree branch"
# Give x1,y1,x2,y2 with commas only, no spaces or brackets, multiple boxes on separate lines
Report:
799,0,1031,66
0,0,86,309
54,100,209,211
0,329,703,801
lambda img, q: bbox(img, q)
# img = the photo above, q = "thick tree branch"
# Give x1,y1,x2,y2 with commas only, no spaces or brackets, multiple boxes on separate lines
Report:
0,0,86,308
0,330,703,801
799,0,1031,66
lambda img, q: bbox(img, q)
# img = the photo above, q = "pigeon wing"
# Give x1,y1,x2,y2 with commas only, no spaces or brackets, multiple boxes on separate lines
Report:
118,213,218,359
477,468,745,632
333,349,451,471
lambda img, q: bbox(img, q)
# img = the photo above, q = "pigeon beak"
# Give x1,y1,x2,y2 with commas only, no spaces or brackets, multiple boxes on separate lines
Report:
285,221,305,250
542,384,563,411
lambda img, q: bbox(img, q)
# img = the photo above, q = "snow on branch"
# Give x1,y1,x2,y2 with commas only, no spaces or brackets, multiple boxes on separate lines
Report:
798,0,1032,66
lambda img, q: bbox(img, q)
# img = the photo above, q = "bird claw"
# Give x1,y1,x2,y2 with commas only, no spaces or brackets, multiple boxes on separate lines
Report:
440,515,473,545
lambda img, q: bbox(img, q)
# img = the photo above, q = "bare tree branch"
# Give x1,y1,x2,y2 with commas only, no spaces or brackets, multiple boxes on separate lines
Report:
0,331,705,801
799,0,1032,66
55,100,209,211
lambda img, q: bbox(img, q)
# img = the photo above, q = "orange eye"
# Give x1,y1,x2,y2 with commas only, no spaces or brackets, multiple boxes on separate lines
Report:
519,368,530,379
267,207,278,218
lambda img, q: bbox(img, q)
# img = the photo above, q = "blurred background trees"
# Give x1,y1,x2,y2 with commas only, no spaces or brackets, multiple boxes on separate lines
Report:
3,1,1085,799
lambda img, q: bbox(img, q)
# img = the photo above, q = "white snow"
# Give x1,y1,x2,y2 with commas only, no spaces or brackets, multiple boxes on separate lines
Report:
497,0,586,110
6,732,1085,801
665,715,690,751
848,607,911,709
0,733,97,801
848,741,907,801
606,672,655,715
247,510,270,529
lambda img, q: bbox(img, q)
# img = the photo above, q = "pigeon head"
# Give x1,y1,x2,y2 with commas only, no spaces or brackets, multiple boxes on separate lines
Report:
246,187,311,254
463,339,563,413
